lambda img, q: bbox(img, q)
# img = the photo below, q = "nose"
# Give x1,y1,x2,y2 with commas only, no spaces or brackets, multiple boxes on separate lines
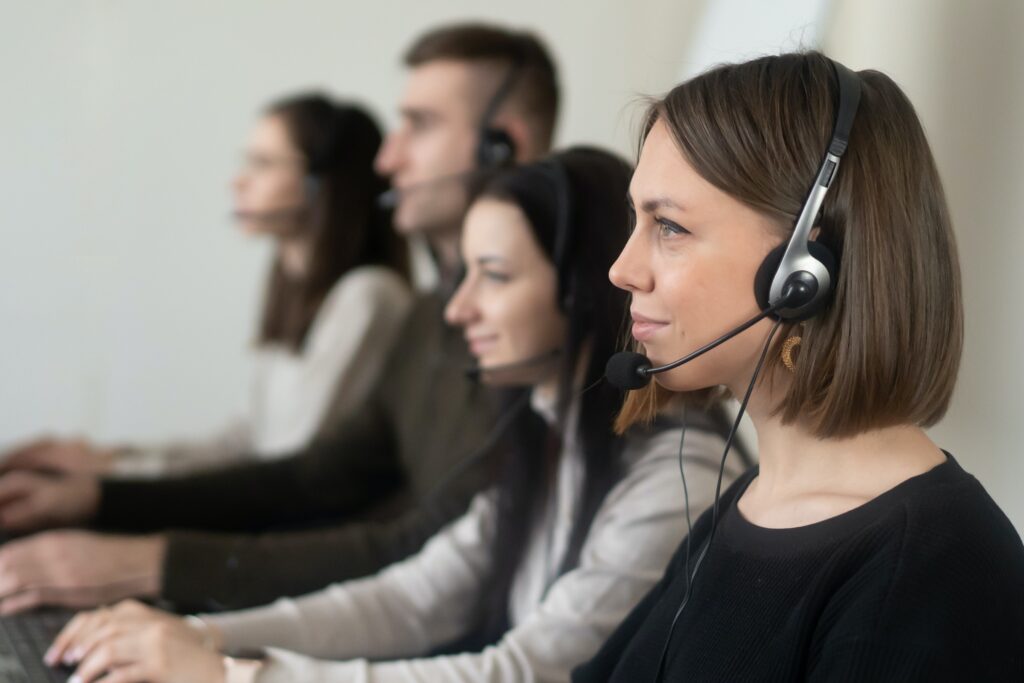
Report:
231,171,248,197
374,129,403,177
609,229,653,294
444,275,479,328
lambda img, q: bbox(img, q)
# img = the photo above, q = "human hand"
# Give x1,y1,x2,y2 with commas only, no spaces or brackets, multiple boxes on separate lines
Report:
0,531,165,614
1,437,115,476
46,599,225,683
0,471,100,532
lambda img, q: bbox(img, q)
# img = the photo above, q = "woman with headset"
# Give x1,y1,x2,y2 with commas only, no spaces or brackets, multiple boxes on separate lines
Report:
44,148,737,682
4,92,411,479
573,53,1024,681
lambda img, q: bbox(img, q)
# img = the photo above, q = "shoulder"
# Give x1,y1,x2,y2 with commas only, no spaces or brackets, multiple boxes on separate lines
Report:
825,457,1024,654
321,266,411,314
888,456,1024,570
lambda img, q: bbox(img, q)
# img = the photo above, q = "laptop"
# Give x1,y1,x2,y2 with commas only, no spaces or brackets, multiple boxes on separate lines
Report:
0,608,73,682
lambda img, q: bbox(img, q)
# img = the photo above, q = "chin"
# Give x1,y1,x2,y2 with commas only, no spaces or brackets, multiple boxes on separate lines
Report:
235,220,263,236
652,365,715,394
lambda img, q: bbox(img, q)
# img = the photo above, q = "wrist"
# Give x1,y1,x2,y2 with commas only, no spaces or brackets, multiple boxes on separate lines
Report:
185,615,225,652
222,656,264,683
79,477,102,521
135,535,167,597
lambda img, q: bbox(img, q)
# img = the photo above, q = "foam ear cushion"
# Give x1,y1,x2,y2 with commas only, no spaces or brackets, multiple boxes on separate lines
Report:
477,128,516,168
754,241,838,319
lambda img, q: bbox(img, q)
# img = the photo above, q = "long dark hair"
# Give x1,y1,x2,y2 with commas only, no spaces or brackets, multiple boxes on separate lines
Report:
258,93,409,350
469,147,634,644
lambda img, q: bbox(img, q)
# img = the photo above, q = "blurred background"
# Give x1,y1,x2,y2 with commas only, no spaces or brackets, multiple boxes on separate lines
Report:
1,0,1021,528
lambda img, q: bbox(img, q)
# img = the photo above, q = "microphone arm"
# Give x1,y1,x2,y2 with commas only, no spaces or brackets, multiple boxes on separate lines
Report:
377,167,488,209
465,349,561,382
643,305,778,378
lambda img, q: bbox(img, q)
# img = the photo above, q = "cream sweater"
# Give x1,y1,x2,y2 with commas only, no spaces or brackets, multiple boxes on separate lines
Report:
111,265,411,477
205,396,734,682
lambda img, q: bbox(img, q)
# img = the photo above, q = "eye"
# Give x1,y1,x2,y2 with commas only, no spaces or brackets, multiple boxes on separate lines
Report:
655,216,690,237
482,269,511,283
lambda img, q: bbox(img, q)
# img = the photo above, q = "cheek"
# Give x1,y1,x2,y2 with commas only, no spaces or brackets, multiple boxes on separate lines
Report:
252,174,303,208
650,251,769,389
494,289,564,355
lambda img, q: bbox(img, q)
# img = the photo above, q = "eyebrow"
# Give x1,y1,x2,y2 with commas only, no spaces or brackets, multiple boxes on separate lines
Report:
475,255,508,266
632,194,683,213
399,106,441,126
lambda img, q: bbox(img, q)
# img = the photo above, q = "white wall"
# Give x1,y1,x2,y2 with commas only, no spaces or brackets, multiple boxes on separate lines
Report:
0,0,701,444
824,0,1024,531
2,1,1021,532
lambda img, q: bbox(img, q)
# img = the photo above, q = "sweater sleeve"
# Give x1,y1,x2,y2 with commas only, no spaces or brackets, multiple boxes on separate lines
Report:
206,428,727,683
108,420,254,479
106,267,411,478
159,471,483,612
204,492,499,661
94,401,401,533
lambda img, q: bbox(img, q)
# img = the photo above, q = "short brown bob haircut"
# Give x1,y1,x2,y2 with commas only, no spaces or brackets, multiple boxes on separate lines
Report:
616,52,963,439
404,22,560,152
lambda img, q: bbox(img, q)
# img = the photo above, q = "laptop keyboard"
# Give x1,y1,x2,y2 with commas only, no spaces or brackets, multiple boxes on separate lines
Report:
0,610,72,682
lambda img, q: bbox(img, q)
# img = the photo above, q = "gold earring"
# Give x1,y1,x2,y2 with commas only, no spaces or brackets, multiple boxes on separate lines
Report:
781,336,802,372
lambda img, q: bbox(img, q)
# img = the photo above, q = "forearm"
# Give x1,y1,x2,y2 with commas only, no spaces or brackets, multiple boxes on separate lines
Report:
202,494,497,661
94,456,306,533
94,410,402,534
160,491,472,612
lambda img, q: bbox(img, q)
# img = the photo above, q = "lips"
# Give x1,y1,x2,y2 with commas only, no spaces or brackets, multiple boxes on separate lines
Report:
465,335,498,357
630,311,668,342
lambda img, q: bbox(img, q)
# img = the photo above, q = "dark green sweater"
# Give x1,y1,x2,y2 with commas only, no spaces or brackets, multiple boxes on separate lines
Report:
95,292,501,611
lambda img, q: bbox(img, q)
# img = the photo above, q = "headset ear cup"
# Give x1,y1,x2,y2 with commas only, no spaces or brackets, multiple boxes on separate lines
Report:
477,128,516,168
754,244,786,314
753,241,838,320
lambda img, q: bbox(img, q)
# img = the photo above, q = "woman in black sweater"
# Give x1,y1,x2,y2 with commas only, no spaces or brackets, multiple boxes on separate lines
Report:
576,52,1024,681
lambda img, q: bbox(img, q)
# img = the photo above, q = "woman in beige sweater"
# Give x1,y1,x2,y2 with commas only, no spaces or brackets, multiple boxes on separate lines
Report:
45,149,738,683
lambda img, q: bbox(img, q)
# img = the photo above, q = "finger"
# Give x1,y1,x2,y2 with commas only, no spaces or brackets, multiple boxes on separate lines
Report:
74,623,128,668
0,498,45,532
47,609,106,667
74,638,134,683
0,549,30,599
93,664,149,683
0,439,52,471
0,473,32,508
0,587,44,615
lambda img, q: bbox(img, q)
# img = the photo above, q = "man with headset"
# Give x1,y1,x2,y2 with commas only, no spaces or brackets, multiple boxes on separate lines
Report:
0,23,560,614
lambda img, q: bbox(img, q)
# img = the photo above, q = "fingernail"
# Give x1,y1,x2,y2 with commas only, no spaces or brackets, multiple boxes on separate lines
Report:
42,648,56,666
63,648,82,665
69,677,81,683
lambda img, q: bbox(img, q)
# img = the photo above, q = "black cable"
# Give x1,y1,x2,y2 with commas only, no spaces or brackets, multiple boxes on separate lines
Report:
651,317,783,682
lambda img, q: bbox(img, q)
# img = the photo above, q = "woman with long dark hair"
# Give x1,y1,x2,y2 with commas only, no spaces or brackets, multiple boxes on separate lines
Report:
44,148,734,682
574,53,1024,681
6,92,411,477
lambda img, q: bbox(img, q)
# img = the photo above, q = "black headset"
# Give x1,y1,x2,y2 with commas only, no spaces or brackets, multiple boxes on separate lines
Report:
540,157,576,311
752,59,862,322
475,50,525,169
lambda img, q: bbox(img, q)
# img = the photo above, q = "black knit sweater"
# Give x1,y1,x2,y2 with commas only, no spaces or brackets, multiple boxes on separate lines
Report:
573,454,1024,682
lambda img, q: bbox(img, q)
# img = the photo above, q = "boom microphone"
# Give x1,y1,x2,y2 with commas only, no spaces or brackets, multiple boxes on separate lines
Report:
377,168,492,209
465,349,561,383
605,296,794,391
233,206,307,224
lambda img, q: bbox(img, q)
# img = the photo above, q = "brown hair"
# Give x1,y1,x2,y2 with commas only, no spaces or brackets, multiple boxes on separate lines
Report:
404,22,559,151
258,93,408,350
617,52,962,439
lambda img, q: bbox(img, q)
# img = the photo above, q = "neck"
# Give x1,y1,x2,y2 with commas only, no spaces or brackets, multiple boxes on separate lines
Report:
427,227,462,292
277,235,312,278
735,373,945,527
